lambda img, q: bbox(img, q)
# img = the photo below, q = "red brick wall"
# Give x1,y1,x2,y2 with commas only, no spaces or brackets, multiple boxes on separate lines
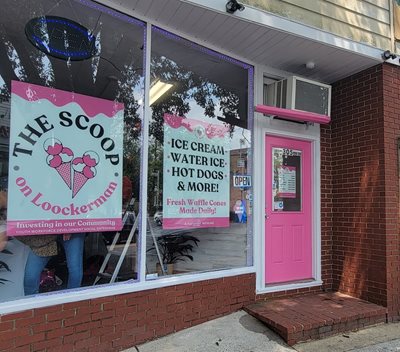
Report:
0,274,255,352
382,64,400,320
4,62,400,351
331,65,387,305
256,286,323,301
331,63,400,319
321,123,334,291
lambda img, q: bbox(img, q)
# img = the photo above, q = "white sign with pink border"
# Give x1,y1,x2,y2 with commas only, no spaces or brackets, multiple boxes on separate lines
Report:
7,81,124,236
163,113,230,229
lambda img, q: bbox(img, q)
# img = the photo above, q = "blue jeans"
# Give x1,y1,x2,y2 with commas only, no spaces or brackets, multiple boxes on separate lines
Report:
24,233,85,295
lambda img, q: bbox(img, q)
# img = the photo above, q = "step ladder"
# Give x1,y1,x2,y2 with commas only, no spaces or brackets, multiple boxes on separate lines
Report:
93,204,138,285
147,216,166,276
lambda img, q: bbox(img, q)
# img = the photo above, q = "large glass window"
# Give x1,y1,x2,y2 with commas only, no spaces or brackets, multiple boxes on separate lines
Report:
0,0,144,302
0,0,254,306
146,27,253,278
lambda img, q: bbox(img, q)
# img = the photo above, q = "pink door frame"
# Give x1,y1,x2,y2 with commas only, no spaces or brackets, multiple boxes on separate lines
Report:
265,135,313,284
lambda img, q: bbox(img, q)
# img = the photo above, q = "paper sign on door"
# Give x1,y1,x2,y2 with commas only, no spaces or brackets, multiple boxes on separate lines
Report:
277,165,296,198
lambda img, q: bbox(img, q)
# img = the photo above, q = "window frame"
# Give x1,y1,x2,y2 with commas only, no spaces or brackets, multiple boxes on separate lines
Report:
0,1,255,314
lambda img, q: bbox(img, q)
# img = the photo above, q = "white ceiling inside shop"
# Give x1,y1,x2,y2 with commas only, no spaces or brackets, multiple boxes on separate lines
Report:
108,0,384,84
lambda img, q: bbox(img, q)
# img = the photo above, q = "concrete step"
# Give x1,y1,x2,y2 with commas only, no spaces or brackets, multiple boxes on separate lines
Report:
244,292,387,345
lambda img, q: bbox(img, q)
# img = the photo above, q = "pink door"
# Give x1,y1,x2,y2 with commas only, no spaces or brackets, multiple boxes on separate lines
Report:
265,135,312,284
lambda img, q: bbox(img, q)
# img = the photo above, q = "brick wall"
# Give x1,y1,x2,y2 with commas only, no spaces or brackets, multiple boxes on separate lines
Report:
320,123,334,290
256,286,323,301
331,65,387,305
331,63,400,319
4,62,400,351
382,64,400,320
0,274,255,352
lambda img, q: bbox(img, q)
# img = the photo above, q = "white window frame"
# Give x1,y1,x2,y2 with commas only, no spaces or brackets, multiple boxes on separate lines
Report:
0,1,256,315
253,66,322,294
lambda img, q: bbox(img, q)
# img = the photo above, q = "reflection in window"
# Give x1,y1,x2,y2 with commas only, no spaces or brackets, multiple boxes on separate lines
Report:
146,27,253,278
0,0,145,302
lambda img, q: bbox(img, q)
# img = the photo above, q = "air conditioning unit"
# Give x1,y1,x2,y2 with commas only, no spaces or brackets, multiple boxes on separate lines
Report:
265,76,331,116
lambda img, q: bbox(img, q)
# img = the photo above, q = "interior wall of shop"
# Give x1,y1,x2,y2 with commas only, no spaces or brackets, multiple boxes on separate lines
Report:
331,63,400,321
0,274,255,351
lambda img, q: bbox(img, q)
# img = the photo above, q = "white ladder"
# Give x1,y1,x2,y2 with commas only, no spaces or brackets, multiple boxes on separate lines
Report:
93,211,138,285
93,205,166,283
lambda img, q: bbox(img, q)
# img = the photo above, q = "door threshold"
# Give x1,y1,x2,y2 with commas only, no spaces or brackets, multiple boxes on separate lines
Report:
265,278,314,287
257,279,323,294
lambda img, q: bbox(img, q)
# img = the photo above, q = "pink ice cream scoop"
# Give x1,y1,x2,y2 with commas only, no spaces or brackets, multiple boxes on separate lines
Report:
44,139,74,190
72,151,99,198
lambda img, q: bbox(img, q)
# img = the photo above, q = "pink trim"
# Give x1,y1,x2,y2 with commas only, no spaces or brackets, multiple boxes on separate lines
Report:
255,104,330,124
7,218,122,236
12,81,124,118
163,217,229,229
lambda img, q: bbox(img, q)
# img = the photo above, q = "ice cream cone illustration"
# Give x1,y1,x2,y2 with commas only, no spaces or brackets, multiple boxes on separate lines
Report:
72,151,99,198
44,139,74,189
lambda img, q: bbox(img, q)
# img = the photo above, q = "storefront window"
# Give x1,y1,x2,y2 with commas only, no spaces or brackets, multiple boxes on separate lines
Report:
0,0,145,302
146,27,253,278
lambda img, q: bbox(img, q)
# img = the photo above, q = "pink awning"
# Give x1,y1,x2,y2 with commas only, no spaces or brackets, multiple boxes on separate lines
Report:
255,105,330,124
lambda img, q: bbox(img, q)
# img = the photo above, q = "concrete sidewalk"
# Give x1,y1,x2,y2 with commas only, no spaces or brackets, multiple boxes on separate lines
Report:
124,311,400,352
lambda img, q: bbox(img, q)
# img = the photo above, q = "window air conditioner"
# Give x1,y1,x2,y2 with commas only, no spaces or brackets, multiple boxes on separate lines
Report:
265,76,331,116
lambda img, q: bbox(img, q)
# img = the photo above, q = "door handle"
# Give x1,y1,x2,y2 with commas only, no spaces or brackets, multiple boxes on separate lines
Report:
265,214,269,220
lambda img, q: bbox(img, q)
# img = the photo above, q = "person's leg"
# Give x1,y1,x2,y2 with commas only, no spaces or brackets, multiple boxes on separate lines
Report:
24,250,50,295
62,233,85,289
